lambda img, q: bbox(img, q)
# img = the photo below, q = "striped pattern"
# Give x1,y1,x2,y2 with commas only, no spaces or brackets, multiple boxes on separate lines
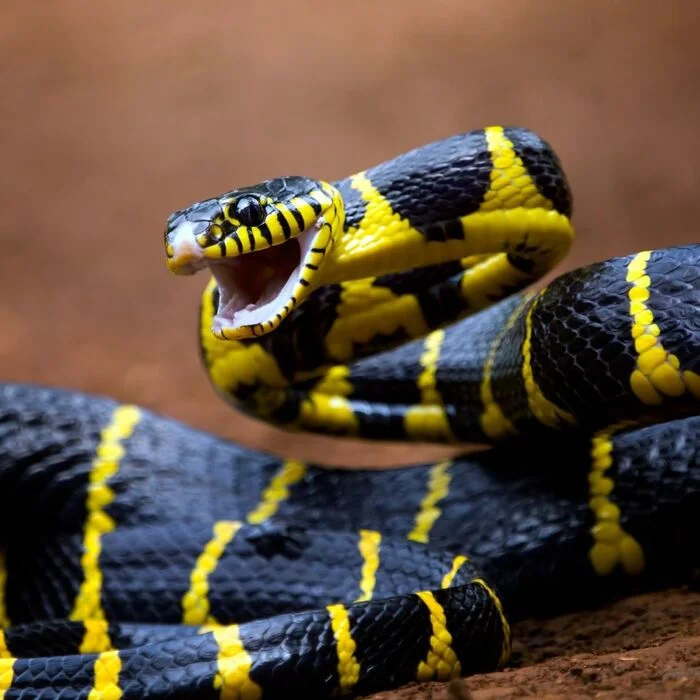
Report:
202,186,335,259
71,404,141,652
192,181,343,341
298,391,360,436
10,128,694,696
480,126,553,213
325,276,430,362
472,578,512,667
415,591,461,682
441,555,469,589
327,604,361,694
458,253,532,313
626,251,700,404
88,650,122,700
404,330,454,440
521,293,576,428
479,294,532,439
198,276,288,388
247,460,307,525
408,461,453,544
82,620,113,655
182,521,242,626
212,625,262,700
588,424,645,576
196,126,575,442
356,530,381,602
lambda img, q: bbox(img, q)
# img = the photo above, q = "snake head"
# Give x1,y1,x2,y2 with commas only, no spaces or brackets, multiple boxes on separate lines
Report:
165,176,343,340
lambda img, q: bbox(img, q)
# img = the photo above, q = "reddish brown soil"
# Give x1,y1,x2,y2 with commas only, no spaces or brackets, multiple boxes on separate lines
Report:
2,2,700,697
370,588,700,700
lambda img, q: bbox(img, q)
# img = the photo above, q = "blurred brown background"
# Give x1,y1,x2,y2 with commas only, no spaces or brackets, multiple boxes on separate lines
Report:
1,0,698,467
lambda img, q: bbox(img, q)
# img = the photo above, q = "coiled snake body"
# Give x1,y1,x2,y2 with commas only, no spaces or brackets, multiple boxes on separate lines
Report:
0,126,699,698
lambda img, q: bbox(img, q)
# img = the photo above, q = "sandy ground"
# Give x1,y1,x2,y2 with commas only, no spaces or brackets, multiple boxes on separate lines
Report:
2,1,700,697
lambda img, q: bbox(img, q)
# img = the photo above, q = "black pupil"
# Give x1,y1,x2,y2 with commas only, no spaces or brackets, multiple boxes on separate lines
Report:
235,197,264,226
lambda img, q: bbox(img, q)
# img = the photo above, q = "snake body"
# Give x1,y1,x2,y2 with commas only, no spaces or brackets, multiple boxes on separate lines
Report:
0,126,699,697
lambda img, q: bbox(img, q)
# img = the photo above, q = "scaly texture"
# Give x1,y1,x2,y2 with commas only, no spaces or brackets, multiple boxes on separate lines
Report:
0,383,697,696
0,126,698,697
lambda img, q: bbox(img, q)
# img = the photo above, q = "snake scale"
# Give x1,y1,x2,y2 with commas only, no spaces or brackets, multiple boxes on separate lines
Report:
0,125,699,698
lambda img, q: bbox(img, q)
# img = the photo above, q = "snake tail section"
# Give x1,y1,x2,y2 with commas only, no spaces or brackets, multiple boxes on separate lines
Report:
0,383,698,696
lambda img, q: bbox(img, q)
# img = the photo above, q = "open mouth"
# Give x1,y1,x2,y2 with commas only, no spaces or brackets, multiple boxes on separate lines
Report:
196,222,322,339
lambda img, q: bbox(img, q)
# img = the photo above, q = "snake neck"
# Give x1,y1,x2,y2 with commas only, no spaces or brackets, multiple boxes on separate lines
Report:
194,126,579,442
200,245,700,446
194,126,581,442
319,126,574,286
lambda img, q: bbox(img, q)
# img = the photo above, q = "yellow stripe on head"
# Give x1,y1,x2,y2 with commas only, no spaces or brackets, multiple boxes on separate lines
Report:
194,182,343,341
289,196,318,230
275,202,305,240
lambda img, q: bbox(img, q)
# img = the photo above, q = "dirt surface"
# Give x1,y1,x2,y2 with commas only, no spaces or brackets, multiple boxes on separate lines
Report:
369,588,700,700
2,1,700,698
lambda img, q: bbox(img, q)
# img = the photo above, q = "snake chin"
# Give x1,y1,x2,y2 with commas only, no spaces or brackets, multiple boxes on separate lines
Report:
210,221,320,334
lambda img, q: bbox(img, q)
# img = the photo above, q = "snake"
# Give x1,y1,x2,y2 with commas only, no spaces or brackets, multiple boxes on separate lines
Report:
0,125,698,698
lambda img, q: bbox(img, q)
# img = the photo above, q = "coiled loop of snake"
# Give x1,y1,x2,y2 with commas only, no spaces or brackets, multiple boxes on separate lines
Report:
0,126,697,698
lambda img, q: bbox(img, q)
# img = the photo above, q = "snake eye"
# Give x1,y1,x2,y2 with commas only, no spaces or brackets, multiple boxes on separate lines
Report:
234,196,266,227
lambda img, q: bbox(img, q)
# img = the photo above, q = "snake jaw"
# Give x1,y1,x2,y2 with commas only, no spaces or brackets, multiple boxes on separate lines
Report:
208,219,323,339
167,209,328,340
166,178,343,339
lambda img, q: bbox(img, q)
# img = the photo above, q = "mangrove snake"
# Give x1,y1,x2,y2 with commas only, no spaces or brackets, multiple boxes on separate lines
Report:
0,126,699,698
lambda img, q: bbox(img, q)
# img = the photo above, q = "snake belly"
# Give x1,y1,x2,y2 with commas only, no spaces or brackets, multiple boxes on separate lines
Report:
0,126,698,698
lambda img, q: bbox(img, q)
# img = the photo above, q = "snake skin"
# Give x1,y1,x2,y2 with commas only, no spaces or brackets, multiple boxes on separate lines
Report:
238,245,700,442
0,126,699,697
0,381,698,696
